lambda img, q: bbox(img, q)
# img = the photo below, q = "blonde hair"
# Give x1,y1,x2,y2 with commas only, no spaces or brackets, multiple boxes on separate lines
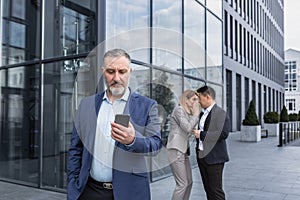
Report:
179,89,196,115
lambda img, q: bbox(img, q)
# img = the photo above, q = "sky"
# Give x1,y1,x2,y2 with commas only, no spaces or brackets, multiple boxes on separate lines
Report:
284,0,300,51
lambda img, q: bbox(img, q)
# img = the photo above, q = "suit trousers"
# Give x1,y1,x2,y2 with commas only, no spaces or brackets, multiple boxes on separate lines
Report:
78,177,114,200
197,158,225,200
167,149,193,200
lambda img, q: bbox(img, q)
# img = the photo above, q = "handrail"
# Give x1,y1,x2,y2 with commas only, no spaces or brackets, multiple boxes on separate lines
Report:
278,121,300,147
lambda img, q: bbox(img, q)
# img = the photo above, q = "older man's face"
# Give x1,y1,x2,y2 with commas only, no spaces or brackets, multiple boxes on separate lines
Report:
103,56,132,98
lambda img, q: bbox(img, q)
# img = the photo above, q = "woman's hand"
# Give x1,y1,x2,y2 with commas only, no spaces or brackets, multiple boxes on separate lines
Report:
193,129,200,138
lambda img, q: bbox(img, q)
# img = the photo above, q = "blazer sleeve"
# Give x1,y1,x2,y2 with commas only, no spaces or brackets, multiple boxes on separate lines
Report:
200,106,230,142
123,98,162,155
67,101,83,182
172,106,199,134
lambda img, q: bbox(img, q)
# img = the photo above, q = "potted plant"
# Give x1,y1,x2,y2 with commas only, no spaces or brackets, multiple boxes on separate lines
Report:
280,106,289,122
241,100,261,142
263,111,279,136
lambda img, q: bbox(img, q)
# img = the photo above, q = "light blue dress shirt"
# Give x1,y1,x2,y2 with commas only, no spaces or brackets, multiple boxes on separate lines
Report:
90,88,129,182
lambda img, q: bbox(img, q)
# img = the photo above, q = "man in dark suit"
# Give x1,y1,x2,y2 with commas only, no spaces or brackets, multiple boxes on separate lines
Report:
67,49,162,200
193,86,230,200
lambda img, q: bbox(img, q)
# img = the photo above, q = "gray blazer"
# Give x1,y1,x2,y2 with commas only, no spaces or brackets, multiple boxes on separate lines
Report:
167,105,199,153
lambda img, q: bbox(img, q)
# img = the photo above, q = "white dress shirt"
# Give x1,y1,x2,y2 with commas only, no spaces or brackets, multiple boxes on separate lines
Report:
198,103,215,150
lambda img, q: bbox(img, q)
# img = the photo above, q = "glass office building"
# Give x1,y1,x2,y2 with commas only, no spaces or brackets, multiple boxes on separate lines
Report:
0,0,223,191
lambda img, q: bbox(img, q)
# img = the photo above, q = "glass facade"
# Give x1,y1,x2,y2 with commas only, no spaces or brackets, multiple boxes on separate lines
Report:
0,0,223,191
1,0,40,65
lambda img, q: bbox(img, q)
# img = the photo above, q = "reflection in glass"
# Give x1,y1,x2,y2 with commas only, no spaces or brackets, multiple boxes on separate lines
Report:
12,0,25,20
207,0,222,18
184,76,206,93
207,83,223,106
153,0,182,71
0,65,40,185
42,56,96,189
10,21,25,48
44,0,96,58
43,61,77,188
207,12,222,84
184,0,205,79
130,63,150,93
61,7,93,55
1,0,40,65
144,69,181,181
106,0,150,63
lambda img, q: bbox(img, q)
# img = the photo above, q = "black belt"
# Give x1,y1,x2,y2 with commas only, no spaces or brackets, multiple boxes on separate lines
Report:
89,177,113,190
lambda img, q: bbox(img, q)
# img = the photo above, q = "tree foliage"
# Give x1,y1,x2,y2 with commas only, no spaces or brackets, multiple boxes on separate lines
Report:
242,100,260,125
263,112,279,123
280,106,289,122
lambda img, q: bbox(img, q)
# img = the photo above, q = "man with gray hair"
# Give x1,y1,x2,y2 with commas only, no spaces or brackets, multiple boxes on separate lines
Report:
67,48,162,200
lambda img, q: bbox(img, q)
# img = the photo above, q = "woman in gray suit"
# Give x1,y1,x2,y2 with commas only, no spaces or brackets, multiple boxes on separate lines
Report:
167,89,200,200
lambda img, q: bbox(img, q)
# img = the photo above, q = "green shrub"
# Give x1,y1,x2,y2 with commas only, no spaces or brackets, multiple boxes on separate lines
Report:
280,106,289,122
263,112,279,123
242,100,260,125
288,113,299,121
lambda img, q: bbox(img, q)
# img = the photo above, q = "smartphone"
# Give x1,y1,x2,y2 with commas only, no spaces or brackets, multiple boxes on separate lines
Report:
114,114,130,127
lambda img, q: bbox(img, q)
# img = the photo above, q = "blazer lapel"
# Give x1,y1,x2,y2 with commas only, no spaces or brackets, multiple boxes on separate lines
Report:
204,112,211,131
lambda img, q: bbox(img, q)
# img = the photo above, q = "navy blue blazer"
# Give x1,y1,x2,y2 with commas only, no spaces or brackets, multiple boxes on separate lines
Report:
67,90,162,200
196,104,231,164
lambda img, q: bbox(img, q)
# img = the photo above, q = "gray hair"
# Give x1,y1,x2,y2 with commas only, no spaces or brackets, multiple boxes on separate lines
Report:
103,49,131,63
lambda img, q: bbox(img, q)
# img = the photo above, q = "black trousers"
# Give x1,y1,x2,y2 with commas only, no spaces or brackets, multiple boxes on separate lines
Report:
78,177,114,200
197,158,225,200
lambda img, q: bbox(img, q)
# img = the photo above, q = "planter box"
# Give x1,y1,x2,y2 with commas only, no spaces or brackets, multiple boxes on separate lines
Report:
240,125,261,142
264,123,279,137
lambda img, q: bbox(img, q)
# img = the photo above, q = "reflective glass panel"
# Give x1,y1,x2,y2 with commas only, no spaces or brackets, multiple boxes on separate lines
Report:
184,76,206,93
207,83,223,107
152,0,182,71
42,57,95,189
0,65,40,185
1,0,41,65
106,0,150,63
44,0,96,58
207,0,222,18
206,12,222,84
184,0,205,79
150,69,182,181
130,63,150,93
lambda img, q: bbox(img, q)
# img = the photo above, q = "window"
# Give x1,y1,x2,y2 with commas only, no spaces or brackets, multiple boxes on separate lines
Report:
153,0,182,71
284,61,298,91
184,0,205,77
286,99,296,111
44,0,96,58
1,0,41,65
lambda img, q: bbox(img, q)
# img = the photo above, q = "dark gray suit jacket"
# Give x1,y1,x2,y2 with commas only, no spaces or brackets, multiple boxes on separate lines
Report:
196,104,230,164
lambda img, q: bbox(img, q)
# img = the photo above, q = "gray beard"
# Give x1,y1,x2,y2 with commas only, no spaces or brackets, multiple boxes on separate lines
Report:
109,87,125,96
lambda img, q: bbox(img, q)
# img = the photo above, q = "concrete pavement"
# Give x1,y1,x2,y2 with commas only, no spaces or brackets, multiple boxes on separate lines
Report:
1,132,300,200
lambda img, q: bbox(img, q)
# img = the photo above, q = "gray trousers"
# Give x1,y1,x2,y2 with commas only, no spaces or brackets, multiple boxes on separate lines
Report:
167,149,193,200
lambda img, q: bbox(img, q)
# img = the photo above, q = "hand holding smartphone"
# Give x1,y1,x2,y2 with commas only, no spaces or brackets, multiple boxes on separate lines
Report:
114,114,130,127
